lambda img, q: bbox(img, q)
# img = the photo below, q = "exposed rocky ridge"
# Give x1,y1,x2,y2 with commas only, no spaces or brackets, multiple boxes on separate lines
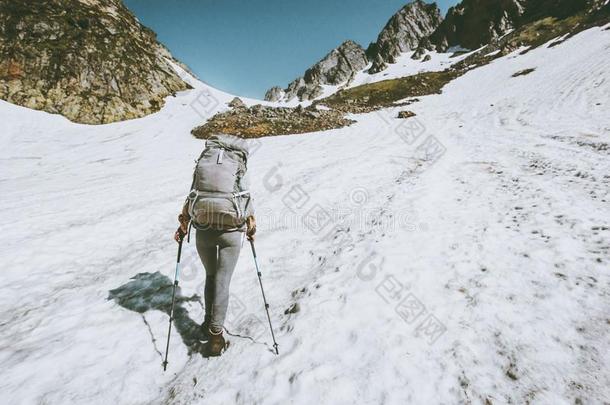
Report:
0,0,191,124
264,40,367,102
429,0,593,51
366,0,443,73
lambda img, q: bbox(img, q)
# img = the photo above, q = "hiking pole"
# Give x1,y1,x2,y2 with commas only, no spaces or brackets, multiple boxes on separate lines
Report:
163,237,183,371
249,240,279,355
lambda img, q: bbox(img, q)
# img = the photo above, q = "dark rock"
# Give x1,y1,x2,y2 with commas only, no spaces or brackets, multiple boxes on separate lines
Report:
398,110,417,119
512,68,536,77
264,86,284,102
430,0,527,51
284,303,300,314
412,37,434,60
429,0,591,52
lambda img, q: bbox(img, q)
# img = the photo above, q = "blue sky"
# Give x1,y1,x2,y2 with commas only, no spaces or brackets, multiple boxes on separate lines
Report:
124,0,459,99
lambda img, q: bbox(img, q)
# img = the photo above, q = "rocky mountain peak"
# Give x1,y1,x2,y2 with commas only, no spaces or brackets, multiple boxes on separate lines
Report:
429,0,527,51
0,0,191,124
366,0,443,73
303,40,366,86
264,2,445,102
429,0,593,51
264,40,367,102
264,86,285,103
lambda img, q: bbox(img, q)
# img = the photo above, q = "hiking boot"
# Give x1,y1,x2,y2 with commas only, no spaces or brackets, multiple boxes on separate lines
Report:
206,328,226,357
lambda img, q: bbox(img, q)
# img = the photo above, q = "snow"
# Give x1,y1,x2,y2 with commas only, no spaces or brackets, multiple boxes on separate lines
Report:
1,25,609,404
348,50,471,89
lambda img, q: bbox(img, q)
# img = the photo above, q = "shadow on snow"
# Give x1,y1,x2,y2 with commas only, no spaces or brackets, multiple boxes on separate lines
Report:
107,271,208,357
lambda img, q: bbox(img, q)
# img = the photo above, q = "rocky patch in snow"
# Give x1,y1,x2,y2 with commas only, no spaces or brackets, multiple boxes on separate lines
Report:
191,103,355,138
397,110,417,118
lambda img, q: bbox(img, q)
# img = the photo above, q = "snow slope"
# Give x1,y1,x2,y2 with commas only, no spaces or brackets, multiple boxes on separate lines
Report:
347,49,474,89
1,24,609,405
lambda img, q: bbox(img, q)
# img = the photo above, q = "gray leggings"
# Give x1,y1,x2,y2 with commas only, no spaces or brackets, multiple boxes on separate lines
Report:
195,228,244,331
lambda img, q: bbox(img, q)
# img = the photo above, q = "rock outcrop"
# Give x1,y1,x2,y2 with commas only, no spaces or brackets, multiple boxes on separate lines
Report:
397,110,416,118
264,86,284,102
0,0,191,124
429,0,527,51
429,0,592,51
227,97,246,109
265,40,367,102
366,0,443,73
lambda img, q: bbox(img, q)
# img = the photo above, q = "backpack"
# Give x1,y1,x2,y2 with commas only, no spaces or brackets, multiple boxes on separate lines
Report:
187,135,252,230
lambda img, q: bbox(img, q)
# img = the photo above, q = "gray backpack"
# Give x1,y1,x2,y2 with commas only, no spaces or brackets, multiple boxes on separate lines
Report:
187,135,252,230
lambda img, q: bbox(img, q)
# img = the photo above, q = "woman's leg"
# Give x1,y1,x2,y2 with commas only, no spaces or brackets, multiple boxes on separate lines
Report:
195,229,219,326
208,231,243,332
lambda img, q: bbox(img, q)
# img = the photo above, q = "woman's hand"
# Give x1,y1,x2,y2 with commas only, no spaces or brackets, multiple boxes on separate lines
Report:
174,227,185,243
246,216,256,241
175,212,190,243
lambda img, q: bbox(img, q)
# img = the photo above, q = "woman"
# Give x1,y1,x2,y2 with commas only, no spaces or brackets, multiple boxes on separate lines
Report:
174,134,256,357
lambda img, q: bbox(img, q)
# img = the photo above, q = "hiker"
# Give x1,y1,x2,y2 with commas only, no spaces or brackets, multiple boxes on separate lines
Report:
174,134,256,357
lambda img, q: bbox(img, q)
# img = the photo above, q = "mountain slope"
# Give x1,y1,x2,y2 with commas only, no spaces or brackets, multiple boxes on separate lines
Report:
0,0,191,124
1,20,609,405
